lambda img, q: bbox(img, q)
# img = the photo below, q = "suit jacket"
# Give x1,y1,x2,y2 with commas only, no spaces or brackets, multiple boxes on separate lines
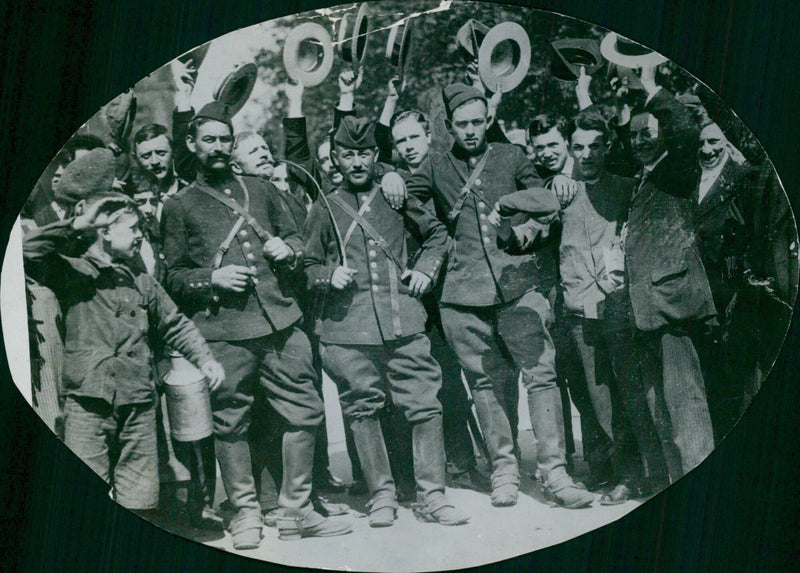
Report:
694,157,755,314
625,89,716,332
304,181,448,345
744,164,799,306
161,171,304,341
407,142,558,307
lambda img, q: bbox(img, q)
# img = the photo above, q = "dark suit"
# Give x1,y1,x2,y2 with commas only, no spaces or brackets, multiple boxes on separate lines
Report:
623,89,715,482
693,158,775,441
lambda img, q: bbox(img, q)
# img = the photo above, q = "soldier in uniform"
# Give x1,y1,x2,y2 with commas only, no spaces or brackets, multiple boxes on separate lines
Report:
161,101,351,548
406,83,594,509
304,116,468,527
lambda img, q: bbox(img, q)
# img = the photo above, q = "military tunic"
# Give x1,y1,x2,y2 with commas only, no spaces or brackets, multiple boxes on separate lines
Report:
161,170,323,437
407,142,558,306
304,183,447,346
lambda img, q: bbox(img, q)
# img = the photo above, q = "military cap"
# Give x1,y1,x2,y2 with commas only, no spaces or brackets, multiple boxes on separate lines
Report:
441,83,487,117
192,100,234,131
54,148,116,204
334,116,377,150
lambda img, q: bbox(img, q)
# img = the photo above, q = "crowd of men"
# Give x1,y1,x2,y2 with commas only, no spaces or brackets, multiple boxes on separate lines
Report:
19,25,796,553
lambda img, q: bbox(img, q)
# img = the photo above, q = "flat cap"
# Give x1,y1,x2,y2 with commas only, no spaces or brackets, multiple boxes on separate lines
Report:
54,148,116,204
442,83,487,117
334,116,377,150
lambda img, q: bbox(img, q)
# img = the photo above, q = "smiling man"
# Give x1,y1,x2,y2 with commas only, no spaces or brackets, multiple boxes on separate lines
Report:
527,113,574,179
622,64,716,484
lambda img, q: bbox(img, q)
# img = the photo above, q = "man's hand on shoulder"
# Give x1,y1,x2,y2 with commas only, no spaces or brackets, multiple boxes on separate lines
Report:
551,175,582,208
380,171,406,210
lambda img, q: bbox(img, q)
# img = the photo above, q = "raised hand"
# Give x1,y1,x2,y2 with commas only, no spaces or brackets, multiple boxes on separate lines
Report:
330,266,358,290
283,80,305,118
638,63,659,95
487,82,502,126
576,65,593,110
72,196,132,231
464,60,483,92
338,66,363,95
171,58,197,111
387,75,405,99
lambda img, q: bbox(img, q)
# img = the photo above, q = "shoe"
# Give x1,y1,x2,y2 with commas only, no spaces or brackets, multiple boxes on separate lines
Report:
490,473,520,507
190,505,224,532
543,476,595,509
313,468,348,494
599,484,633,506
348,477,368,496
413,495,469,526
229,513,264,550
263,508,280,528
366,495,398,528
447,468,492,493
583,460,615,491
276,507,352,540
313,495,350,517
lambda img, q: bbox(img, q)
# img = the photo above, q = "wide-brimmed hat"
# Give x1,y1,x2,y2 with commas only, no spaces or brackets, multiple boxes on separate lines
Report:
600,32,667,69
385,18,414,84
283,22,334,87
337,4,370,74
478,22,531,93
550,38,603,81
211,62,257,118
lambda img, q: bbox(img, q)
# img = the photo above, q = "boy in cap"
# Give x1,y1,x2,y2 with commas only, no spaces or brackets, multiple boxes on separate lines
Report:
304,116,468,527
23,181,225,516
406,83,594,509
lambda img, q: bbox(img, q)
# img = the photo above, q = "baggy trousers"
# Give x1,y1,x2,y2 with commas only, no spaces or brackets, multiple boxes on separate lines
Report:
321,333,445,502
440,288,569,483
207,325,323,523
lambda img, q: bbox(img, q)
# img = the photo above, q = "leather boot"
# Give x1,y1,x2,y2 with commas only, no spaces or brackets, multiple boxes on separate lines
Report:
527,387,594,509
411,415,469,525
471,388,519,506
214,437,263,549
278,427,317,510
350,416,397,526
276,427,351,540
411,415,447,501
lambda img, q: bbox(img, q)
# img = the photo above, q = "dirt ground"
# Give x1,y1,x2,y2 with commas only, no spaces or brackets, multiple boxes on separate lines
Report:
174,378,643,571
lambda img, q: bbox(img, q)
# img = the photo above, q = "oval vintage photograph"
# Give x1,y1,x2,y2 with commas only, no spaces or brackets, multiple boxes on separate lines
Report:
1,0,797,570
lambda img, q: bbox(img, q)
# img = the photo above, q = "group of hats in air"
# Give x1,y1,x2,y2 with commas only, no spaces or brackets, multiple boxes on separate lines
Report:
176,4,670,127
